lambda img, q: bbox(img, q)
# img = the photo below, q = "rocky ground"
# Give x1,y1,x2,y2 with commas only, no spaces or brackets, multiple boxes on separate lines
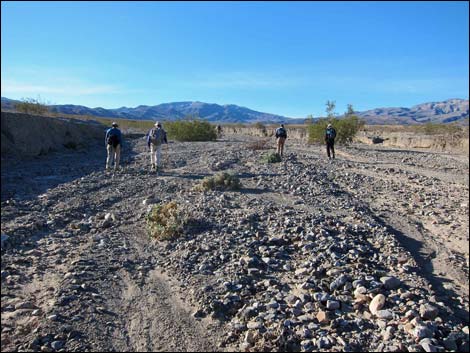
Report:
1,133,469,352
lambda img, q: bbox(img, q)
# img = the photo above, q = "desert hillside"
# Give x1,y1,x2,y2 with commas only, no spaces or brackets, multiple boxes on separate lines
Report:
1,114,469,352
2,97,469,125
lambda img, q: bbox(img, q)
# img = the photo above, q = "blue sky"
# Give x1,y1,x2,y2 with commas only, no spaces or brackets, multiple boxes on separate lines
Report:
1,1,468,118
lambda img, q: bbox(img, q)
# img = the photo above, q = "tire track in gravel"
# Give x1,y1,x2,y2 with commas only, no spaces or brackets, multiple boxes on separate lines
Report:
1,136,230,352
3,134,469,352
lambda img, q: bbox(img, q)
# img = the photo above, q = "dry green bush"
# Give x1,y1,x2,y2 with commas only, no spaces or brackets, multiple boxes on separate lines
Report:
195,172,241,191
261,152,282,163
253,122,268,137
308,116,364,144
15,97,49,115
146,201,185,240
165,119,217,141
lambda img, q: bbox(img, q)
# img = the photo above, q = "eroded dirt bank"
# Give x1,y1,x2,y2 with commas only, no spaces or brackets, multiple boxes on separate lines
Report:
1,132,469,352
1,112,105,158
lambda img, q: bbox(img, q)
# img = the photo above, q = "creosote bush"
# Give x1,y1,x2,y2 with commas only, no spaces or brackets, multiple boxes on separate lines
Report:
262,152,282,163
253,122,268,137
308,116,364,144
146,201,185,240
165,119,217,141
196,172,241,191
15,97,49,115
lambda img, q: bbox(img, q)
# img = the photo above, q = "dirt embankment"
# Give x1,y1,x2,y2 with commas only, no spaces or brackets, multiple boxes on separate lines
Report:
356,131,469,155
1,112,106,158
224,125,469,154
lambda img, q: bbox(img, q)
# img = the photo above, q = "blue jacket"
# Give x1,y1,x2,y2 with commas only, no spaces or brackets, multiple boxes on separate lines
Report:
105,127,122,146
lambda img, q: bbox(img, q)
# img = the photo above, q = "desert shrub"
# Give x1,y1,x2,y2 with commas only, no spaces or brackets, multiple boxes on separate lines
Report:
307,119,329,144
165,119,217,141
15,97,49,115
335,115,365,143
261,152,282,163
308,116,364,144
304,116,314,125
253,122,268,136
146,201,185,240
196,172,241,191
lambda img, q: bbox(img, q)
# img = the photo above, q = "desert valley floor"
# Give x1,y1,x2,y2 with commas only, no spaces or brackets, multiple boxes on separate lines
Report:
1,134,469,352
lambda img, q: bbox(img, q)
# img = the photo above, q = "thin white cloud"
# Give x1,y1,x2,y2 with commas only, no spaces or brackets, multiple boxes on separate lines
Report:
374,78,467,94
1,80,122,96
182,71,309,89
315,75,468,96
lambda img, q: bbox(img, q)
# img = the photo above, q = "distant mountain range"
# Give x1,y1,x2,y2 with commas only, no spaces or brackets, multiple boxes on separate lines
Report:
1,97,468,125
355,98,469,125
0,98,287,124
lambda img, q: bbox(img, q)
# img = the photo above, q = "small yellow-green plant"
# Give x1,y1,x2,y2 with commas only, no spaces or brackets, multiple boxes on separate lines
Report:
196,172,241,191
146,201,184,240
261,152,282,163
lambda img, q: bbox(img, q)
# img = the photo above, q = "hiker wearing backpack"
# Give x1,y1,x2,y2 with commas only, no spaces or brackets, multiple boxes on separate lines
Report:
325,123,337,159
146,122,168,172
105,122,122,171
275,124,287,157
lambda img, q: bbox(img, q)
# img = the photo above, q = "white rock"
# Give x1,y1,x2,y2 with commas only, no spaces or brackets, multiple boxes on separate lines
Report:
369,294,386,315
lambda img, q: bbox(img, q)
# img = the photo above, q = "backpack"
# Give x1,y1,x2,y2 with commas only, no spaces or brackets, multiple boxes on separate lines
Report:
149,128,163,145
276,127,287,138
326,127,336,140
107,133,120,147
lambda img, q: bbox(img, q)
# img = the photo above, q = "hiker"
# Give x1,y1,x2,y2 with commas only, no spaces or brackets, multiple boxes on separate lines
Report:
217,125,222,138
146,121,168,172
275,123,287,157
325,123,337,159
105,122,122,171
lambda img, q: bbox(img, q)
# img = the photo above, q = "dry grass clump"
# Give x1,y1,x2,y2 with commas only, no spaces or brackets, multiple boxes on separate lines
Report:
261,152,282,163
195,172,241,191
146,201,185,240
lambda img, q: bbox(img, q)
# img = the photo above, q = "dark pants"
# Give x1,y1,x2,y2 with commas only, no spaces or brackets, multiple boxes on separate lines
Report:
326,140,335,159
